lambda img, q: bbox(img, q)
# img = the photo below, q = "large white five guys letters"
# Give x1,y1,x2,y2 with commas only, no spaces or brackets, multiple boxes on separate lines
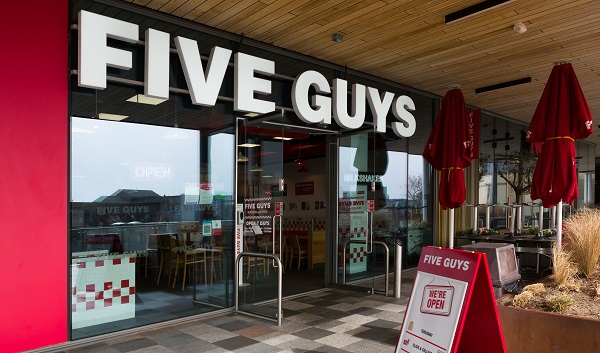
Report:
78,10,417,138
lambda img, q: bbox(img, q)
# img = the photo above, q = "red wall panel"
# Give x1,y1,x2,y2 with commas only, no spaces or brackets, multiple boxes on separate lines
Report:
0,1,68,352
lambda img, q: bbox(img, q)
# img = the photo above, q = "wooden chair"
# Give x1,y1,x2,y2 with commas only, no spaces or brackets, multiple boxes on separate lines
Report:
282,236,292,269
288,235,308,270
156,234,181,286
244,240,267,279
210,246,224,283
173,246,206,291
271,236,288,274
144,233,159,278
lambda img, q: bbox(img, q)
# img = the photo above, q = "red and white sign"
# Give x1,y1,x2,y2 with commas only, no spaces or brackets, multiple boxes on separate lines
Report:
420,285,454,316
468,109,480,158
367,199,374,212
275,201,283,216
396,247,506,353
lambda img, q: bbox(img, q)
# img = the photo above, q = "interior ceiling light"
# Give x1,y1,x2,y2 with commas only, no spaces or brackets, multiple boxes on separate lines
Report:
126,94,168,105
445,0,515,24
292,158,307,166
237,152,248,162
273,136,293,141
238,142,261,148
297,166,309,174
250,164,263,172
292,139,307,166
261,174,273,178
244,112,259,117
475,77,531,94
97,113,128,121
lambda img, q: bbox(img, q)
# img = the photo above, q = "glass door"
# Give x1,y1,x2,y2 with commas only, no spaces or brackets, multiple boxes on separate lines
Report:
337,132,394,295
236,117,285,306
236,114,331,306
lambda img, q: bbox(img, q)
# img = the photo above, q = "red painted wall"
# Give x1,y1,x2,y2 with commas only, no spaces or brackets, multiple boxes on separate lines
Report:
0,1,68,352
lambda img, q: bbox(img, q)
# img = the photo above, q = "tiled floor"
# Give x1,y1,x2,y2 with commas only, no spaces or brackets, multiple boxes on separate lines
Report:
45,270,417,353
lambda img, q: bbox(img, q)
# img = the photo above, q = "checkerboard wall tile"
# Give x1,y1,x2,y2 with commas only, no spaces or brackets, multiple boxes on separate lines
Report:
71,255,136,329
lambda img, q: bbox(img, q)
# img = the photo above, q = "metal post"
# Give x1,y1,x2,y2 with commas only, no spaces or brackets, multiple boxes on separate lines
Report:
394,239,402,299
538,205,544,235
472,205,478,234
342,240,390,296
235,252,283,326
448,208,455,248
556,201,563,249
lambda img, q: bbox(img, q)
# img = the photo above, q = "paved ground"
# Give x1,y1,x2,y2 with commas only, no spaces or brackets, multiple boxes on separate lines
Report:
37,271,415,353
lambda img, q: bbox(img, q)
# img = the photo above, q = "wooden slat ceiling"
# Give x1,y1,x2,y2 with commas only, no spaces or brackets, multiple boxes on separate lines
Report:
121,0,600,155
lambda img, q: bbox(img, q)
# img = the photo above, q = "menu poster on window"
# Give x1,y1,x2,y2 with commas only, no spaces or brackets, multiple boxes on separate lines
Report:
211,220,222,236
395,247,506,353
295,181,314,195
199,182,214,204
184,183,200,204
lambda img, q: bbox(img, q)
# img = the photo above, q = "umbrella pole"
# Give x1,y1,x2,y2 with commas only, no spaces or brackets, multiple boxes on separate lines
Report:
449,208,455,249
472,205,478,234
556,201,563,248
535,205,544,239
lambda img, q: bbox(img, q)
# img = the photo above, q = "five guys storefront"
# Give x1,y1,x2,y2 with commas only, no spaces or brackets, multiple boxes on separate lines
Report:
2,0,443,351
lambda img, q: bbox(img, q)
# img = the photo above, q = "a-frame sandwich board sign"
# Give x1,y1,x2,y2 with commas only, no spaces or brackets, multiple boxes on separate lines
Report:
395,246,506,353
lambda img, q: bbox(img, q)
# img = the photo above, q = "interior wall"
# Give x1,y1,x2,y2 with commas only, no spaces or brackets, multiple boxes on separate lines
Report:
281,156,327,225
0,1,68,351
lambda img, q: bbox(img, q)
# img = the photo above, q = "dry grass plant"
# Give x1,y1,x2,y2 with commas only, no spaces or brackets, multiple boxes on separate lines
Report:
522,283,545,295
552,244,576,286
512,291,535,308
563,208,600,277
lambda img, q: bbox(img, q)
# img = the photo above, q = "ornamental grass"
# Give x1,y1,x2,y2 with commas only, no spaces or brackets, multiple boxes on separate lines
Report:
551,244,576,287
563,208,600,277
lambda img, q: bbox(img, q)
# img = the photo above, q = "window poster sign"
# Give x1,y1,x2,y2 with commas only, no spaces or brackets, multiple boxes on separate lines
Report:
295,181,314,195
396,247,506,353
244,197,273,235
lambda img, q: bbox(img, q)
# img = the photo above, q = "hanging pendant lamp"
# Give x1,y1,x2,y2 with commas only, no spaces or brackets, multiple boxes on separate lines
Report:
292,139,307,166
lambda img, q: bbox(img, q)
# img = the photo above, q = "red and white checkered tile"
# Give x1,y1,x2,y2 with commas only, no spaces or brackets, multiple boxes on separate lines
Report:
71,255,136,329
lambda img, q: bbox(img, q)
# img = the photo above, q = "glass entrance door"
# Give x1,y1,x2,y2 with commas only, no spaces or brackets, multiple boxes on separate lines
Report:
337,132,395,294
236,116,329,302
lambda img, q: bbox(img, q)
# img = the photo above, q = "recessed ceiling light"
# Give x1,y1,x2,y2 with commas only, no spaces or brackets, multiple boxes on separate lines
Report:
244,112,259,117
126,94,168,105
273,136,293,140
238,142,261,147
98,113,128,121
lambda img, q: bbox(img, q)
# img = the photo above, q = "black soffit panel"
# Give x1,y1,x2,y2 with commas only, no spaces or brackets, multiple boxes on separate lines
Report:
475,77,532,94
445,0,515,24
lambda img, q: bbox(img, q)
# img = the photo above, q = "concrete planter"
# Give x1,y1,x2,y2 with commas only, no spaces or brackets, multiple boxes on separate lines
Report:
497,305,600,353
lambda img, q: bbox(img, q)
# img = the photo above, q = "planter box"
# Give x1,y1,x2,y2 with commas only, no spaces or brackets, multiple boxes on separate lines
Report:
498,305,600,353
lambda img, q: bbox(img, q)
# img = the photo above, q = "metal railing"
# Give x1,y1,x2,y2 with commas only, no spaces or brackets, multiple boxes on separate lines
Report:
341,240,390,296
234,252,283,326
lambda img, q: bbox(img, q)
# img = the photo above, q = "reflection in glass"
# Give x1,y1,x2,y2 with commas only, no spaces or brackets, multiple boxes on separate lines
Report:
70,117,234,339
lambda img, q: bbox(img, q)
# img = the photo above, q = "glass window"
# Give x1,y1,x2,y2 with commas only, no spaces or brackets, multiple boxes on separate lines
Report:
70,115,234,338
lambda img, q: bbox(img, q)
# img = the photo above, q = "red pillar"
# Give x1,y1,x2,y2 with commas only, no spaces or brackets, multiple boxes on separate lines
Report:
0,1,68,352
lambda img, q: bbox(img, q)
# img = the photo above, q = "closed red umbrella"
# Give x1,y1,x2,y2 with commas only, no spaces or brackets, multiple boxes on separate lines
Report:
423,86,472,247
424,86,472,209
526,60,593,244
527,61,593,206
